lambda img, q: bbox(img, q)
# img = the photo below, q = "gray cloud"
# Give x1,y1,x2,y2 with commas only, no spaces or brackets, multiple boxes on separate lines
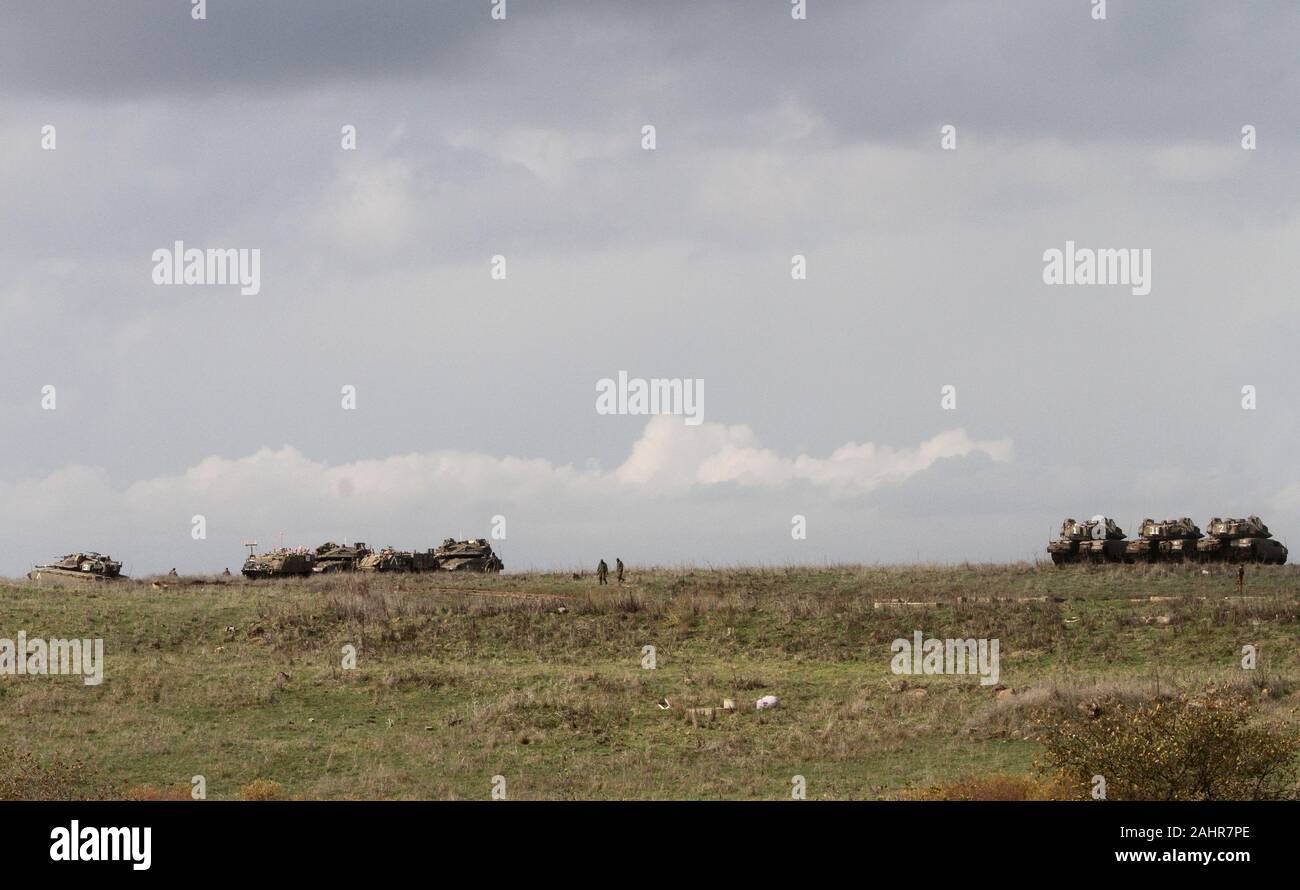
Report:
2,1,1299,572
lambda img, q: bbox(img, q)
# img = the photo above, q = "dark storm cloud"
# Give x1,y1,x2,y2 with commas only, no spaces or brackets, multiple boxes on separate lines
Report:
6,2,1300,142
0,0,484,98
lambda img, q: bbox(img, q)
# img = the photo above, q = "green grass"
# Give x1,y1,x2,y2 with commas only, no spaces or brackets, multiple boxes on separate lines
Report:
1,562,1297,799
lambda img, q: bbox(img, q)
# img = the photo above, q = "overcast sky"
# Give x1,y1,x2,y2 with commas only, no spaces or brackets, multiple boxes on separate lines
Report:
3,1,1299,575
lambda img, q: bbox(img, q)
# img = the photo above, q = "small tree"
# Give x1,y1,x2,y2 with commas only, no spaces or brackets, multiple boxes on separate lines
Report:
1038,694,1299,801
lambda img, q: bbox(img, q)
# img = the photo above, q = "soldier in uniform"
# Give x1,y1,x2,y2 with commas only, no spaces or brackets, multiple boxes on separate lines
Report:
597,559,609,585
616,558,625,583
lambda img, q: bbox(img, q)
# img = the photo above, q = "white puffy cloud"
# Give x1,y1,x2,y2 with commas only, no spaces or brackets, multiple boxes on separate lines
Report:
616,417,1011,496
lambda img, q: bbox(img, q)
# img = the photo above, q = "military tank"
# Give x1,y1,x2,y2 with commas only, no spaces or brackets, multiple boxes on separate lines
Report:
1125,517,1202,563
357,547,413,573
312,541,372,573
1196,516,1288,564
1047,517,1126,565
28,552,125,585
242,548,315,579
356,546,441,573
433,538,504,572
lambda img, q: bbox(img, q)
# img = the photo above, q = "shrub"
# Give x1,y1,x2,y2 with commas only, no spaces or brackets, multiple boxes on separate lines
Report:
125,782,194,801
239,779,286,801
1037,693,1300,801
0,745,115,801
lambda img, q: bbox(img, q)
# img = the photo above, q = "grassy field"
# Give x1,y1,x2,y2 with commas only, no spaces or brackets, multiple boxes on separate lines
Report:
2,563,1298,799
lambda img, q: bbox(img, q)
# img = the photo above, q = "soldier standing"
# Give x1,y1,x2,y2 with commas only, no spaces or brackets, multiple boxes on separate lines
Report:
597,559,609,585
616,558,625,583
1237,563,1245,594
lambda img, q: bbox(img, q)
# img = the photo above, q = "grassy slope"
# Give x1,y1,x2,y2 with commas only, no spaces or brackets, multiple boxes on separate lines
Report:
1,563,1297,799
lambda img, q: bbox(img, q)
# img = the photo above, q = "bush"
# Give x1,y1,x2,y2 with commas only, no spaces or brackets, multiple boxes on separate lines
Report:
1037,693,1300,801
239,779,286,801
125,782,194,801
0,745,116,801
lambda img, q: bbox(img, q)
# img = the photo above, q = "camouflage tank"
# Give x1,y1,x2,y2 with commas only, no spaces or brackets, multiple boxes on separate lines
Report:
357,546,440,573
433,538,504,572
312,541,372,573
1125,517,1202,563
28,552,125,585
357,547,411,573
1047,517,1126,565
1196,516,1288,565
242,548,315,579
